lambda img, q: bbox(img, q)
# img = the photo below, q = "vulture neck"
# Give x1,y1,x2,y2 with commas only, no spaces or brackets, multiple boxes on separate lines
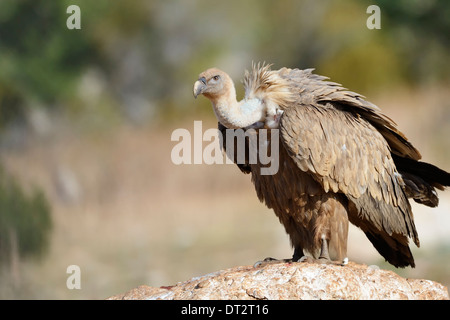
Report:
211,83,264,129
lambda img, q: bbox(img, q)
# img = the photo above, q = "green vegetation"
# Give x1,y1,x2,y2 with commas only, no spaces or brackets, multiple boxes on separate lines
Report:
0,166,52,264
0,0,448,128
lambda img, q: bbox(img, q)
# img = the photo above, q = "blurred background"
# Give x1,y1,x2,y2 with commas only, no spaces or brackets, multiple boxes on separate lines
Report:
0,0,449,299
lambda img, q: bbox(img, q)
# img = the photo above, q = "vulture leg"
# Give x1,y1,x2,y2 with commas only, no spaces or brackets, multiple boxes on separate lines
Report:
318,237,331,261
294,195,348,266
307,237,347,266
292,246,304,261
315,237,348,265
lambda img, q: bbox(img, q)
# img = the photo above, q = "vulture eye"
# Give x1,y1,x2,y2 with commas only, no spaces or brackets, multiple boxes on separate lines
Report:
212,75,220,81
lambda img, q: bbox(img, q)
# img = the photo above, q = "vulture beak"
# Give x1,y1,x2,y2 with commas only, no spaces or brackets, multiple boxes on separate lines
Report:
193,77,207,98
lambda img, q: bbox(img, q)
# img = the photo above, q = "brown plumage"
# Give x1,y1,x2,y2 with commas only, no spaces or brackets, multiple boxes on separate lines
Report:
193,63,450,268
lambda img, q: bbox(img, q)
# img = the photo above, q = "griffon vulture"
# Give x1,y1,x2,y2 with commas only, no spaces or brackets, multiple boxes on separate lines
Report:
193,63,450,268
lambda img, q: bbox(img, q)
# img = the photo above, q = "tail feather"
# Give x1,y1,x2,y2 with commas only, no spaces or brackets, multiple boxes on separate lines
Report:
393,154,450,207
347,192,417,268
364,230,415,268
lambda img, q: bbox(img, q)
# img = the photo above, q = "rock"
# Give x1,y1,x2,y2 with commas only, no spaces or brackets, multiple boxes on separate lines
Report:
107,262,449,300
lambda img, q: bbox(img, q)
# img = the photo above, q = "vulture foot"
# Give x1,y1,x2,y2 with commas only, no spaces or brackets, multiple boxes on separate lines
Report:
297,256,348,266
296,237,349,266
253,257,294,268
253,247,304,268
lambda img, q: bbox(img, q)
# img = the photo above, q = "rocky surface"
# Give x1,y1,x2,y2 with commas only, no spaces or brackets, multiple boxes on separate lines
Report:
108,262,449,300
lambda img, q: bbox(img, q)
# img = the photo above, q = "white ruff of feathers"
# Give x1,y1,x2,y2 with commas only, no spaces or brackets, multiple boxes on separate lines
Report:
243,62,295,128
216,63,295,129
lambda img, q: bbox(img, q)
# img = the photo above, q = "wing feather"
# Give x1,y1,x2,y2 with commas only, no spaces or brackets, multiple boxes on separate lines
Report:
276,67,421,160
279,104,419,248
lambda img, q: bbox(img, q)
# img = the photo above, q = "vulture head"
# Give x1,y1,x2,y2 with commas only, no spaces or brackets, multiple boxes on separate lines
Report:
193,66,283,129
193,68,233,101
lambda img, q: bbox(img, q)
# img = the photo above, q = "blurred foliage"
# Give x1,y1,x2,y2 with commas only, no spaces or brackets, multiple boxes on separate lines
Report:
370,0,450,84
0,166,52,265
0,0,448,130
0,0,100,129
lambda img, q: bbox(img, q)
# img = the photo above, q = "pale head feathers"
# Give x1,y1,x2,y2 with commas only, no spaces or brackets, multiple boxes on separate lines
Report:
195,68,235,104
243,62,295,110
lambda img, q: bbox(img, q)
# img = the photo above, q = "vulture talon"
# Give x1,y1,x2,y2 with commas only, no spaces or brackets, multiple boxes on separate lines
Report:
298,256,346,266
253,257,293,268
297,256,314,263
